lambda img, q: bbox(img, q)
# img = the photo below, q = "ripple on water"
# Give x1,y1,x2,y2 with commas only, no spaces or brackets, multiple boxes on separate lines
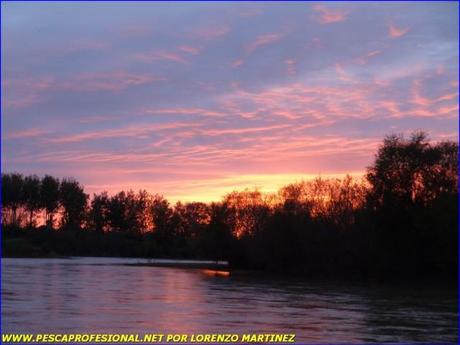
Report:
1,257,457,343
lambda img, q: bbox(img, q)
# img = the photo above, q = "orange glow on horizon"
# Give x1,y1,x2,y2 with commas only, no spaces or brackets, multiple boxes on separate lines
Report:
83,172,365,204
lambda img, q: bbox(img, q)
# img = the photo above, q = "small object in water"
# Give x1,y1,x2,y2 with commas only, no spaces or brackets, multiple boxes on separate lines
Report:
202,269,230,277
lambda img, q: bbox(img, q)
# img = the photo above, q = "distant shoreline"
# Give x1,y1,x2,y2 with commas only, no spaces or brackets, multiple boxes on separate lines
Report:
1,254,230,270
123,262,229,270
2,255,457,288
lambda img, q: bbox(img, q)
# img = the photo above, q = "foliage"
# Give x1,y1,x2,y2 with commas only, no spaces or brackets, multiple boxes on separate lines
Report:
2,132,458,281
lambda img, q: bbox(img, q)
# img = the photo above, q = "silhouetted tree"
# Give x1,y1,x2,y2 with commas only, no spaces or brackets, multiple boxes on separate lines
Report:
150,195,175,254
224,189,270,238
366,131,458,277
2,173,24,226
88,192,109,233
1,131,457,281
107,190,148,233
40,175,60,228
136,190,152,233
107,191,129,232
22,175,41,227
174,201,210,239
60,178,88,230
203,202,234,262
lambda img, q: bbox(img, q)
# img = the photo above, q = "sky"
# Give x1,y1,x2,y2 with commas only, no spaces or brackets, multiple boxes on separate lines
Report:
2,1,459,202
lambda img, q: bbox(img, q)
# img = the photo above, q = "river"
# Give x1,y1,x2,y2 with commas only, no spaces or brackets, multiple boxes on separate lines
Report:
2,257,457,343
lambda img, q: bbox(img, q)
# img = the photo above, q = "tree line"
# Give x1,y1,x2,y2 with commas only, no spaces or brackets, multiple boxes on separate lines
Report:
2,132,458,280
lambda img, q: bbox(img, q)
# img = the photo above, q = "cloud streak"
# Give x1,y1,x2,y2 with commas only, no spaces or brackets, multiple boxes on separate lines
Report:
2,2,457,201
388,23,410,38
312,4,349,24
246,33,284,53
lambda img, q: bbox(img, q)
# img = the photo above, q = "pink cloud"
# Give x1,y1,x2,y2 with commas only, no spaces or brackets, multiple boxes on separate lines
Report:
335,63,355,83
272,110,301,120
388,23,410,38
64,71,163,92
312,4,349,24
6,128,48,139
197,124,289,136
34,134,376,177
78,115,121,124
47,122,197,144
285,59,296,75
367,50,381,58
356,50,382,65
377,100,400,117
3,77,54,109
232,59,244,68
134,50,189,64
4,72,160,108
4,94,42,109
411,79,458,108
190,24,231,40
246,33,283,54
178,45,201,55
219,68,457,125
142,107,224,117
436,104,459,118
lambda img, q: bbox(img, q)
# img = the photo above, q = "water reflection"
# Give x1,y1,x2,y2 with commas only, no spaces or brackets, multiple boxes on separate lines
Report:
2,257,457,343
201,269,231,277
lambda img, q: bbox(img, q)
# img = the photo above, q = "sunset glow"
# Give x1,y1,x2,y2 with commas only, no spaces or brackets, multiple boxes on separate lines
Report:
2,2,458,202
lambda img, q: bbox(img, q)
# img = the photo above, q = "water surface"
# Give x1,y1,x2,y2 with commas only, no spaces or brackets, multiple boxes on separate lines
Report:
2,257,457,343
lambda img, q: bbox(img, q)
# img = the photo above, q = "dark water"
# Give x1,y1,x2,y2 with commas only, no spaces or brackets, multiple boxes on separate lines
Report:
2,257,457,343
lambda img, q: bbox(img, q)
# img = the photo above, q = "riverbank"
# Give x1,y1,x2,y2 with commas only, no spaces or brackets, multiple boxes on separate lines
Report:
2,255,458,291
2,237,230,270
2,229,457,284
123,260,229,270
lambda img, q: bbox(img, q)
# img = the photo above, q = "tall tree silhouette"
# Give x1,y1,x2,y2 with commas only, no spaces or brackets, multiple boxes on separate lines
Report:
150,195,175,254
107,190,148,233
40,175,60,228
60,179,88,230
2,173,24,226
23,175,41,227
89,192,109,233
204,202,234,262
366,131,458,276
